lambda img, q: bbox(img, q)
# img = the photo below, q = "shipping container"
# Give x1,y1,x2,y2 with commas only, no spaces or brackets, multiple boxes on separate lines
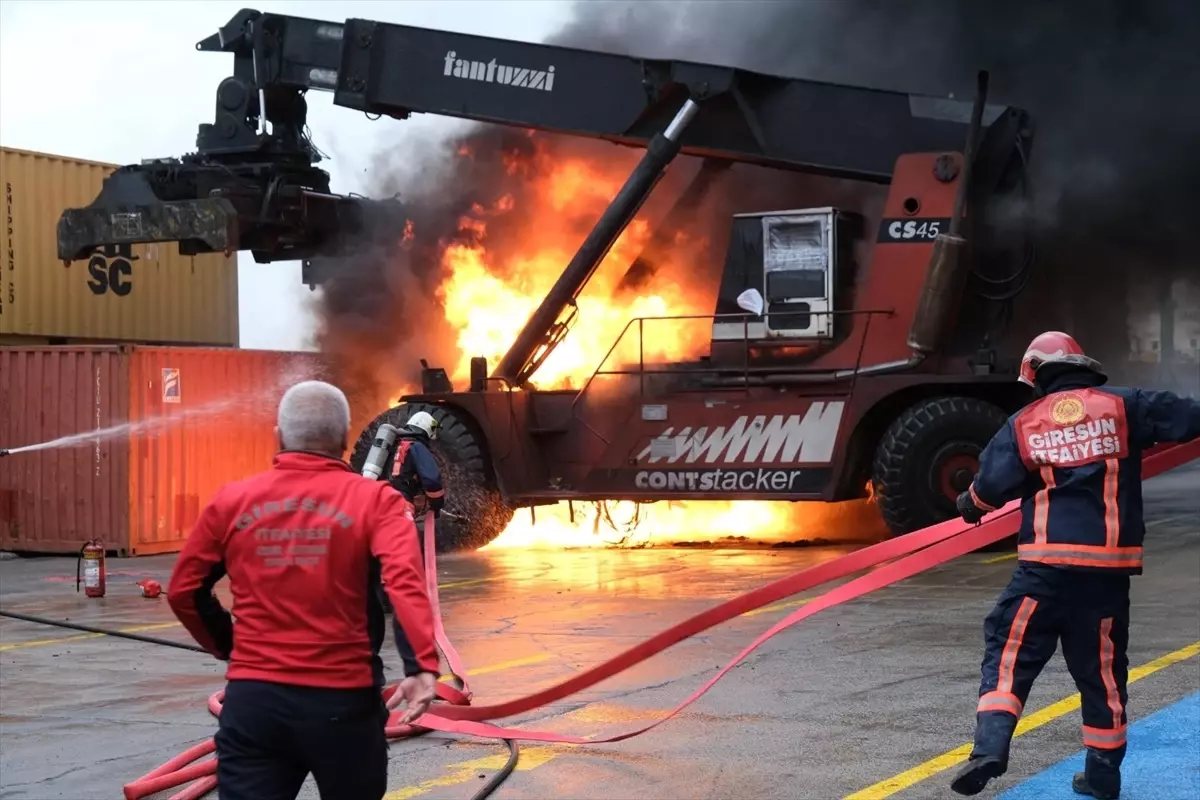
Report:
0,147,239,345
0,345,326,555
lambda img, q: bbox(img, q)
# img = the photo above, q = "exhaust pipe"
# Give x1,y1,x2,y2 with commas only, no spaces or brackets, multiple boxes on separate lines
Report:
906,70,990,356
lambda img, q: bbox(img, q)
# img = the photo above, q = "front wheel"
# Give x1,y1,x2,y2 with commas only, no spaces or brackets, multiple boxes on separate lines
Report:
349,402,514,552
871,396,1009,536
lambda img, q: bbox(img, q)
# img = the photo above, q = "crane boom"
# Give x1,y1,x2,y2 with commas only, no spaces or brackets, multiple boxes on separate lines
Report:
54,8,1030,387
57,8,1024,265
329,19,999,180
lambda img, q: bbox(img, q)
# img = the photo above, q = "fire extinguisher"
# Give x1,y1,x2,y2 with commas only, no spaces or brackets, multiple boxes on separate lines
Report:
77,540,106,598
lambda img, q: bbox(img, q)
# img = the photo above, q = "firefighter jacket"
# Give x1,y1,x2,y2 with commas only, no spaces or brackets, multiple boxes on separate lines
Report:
167,451,440,689
968,372,1200,575
387,434,445,512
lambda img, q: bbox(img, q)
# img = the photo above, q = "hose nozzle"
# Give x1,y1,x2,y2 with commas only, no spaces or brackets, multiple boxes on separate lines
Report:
0,449,10,458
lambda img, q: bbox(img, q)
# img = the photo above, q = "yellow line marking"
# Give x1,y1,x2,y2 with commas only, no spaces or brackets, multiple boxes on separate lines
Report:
976,513,1195,567
384,745,562,800
437,577,497,590
0,621,183,652
384,708,609,799
439,652,554,681
0,576,504,654
843,640,1200,799
742,597,813,618
562,704,665,724
1146,512,1197,528
437,570,553,591
979,513,1195,568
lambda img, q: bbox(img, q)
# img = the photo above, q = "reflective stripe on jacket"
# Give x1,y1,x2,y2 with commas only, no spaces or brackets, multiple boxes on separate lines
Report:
388,437,445,501
968,380,1200,575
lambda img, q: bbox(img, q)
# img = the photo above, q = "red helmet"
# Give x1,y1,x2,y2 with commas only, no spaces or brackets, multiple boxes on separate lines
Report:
1018,331,1103,386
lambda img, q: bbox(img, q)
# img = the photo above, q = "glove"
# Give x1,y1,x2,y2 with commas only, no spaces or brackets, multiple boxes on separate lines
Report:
956,490,986,524
428,495,445,517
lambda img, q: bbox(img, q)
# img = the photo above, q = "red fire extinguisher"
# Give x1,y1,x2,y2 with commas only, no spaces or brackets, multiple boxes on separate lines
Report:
77,540,106,598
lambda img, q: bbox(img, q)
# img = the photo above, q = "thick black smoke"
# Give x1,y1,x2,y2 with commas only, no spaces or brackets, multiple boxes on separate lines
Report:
317,0,1200,416
558,0,1200,241
314,129,542,418
551,0,1200,392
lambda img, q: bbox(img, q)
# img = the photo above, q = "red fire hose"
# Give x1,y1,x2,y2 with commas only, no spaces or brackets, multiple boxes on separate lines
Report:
122,439,1200,800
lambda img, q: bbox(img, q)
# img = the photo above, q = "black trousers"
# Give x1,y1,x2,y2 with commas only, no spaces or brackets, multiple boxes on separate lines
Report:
971,565,1131,787
215,679,389,800
377,510,428,614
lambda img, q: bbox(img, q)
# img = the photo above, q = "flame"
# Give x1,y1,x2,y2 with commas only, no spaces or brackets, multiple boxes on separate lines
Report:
408,136,883,548
435,145,712,390
483,498,888,549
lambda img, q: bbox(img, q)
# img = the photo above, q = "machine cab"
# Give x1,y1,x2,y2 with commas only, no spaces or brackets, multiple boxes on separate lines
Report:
712,207,860,346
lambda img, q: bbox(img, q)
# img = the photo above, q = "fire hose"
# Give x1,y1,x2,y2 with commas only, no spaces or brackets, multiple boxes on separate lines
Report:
0,523,511,800
2,440,1195,799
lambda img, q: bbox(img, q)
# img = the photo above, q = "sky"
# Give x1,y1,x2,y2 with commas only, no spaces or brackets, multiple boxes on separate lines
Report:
0,0,574,351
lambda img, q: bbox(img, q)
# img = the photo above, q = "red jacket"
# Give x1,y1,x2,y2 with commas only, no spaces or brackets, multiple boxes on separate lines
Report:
167,451,440,689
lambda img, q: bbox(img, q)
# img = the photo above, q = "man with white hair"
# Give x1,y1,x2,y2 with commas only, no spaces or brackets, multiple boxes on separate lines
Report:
168,380,439,800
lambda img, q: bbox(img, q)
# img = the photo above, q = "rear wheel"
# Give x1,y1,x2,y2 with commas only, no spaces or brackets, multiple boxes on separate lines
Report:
871,396,1009,536
350,402,514,552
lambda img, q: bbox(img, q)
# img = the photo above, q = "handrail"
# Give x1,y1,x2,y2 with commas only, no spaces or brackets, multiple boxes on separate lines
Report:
567,307,896,445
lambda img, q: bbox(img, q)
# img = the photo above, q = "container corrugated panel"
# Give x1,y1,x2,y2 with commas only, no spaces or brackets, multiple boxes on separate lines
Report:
0,345,323,555
0,147,239,345
0,346,130,553
125,347,322,554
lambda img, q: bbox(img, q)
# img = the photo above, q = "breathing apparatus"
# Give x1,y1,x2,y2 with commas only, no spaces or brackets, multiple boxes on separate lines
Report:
361,423,400,480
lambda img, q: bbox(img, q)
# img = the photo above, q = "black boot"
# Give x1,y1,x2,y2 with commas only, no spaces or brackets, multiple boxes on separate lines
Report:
950,712,1017,796
1072,772,1119,799
951,756,1006,796
1072,746,1123,799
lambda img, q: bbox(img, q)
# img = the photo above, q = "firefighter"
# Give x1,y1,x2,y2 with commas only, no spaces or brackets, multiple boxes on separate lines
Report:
949,331,1200,799
388,411,446,517
167,381,440,800
372,411,446,616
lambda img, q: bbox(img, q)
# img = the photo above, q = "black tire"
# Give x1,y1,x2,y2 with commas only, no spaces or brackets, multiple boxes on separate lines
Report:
871,396,1009,536
349,402,514,552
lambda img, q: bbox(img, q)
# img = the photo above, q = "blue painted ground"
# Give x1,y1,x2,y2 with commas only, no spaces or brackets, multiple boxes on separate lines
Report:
998,691,1200,800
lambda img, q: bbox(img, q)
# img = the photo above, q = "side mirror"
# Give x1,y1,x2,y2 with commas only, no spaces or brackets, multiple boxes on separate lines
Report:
736,288,764,315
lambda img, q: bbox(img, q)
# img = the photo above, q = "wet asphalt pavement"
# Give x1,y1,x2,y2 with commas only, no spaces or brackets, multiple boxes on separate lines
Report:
1,463,1197,800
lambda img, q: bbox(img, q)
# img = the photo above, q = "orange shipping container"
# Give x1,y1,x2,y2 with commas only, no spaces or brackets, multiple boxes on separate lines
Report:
0,345,324,555
0,147,239,345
